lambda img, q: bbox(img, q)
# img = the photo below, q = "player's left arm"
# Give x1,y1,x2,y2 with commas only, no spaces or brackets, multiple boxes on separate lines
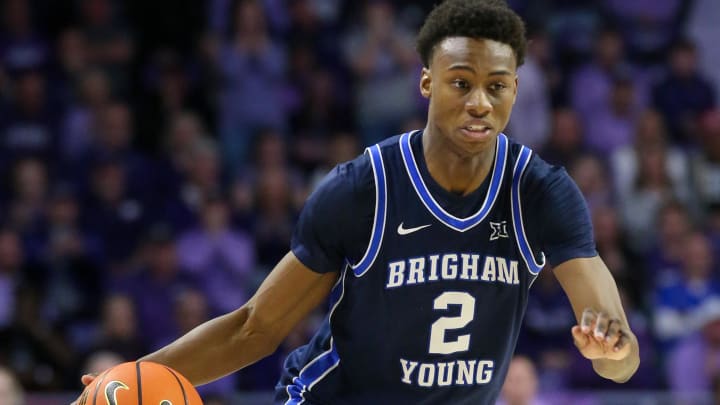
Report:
553,256,640,383
525,158,640,383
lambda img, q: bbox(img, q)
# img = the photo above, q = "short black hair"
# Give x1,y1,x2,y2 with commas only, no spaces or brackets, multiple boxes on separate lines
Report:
416,0,526,68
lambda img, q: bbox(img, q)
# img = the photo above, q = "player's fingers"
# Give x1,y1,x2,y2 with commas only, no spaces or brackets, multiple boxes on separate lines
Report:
593,311,609,340
81,373,97,386
604,319,622,346
571,325,590,349
613,330,632,353
580,308,597,334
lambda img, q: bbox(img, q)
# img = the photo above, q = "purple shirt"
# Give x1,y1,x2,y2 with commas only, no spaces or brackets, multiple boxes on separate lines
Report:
0,274,14,327
667,333,720,392
176,229,256,314
584,109,635,155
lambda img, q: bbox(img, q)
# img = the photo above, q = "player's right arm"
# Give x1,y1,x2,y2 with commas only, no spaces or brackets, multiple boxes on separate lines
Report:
137,251,338,385
131,158,371,384
75,154,372,395
72,253,337,402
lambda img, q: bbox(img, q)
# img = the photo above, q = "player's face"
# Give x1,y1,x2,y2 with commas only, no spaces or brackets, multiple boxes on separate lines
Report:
420,37,517,156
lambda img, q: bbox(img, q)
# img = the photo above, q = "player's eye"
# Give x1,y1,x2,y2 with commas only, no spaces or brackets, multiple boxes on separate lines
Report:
452,79,469,90
489,82,508,92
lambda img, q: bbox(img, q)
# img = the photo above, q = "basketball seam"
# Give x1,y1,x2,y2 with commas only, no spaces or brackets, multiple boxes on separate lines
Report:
164,366,189,405
91,371,109,405
136,361,143,405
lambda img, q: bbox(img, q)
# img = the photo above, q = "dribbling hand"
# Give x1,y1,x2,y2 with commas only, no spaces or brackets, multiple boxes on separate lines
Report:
571,307,632,361
69,373,98,405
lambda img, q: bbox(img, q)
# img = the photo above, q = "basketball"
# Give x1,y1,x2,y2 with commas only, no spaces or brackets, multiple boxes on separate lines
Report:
77,361,203,405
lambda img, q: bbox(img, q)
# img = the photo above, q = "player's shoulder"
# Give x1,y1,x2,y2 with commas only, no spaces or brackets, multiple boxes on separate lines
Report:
373,133,405,158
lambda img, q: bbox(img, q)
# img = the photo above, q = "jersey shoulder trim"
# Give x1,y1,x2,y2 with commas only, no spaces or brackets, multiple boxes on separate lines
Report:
349,144,387,276
511,146,546,275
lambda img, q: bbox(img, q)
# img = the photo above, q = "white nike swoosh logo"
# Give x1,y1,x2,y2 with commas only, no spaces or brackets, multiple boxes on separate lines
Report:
397,222,431,235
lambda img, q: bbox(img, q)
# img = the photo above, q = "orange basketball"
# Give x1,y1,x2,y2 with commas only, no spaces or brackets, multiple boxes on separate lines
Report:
77,361,203,405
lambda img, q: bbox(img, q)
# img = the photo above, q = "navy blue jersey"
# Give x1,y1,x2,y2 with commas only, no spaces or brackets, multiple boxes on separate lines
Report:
278,130,596,405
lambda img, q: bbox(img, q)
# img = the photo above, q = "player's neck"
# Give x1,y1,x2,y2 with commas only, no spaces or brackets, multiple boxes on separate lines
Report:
422,129,496,196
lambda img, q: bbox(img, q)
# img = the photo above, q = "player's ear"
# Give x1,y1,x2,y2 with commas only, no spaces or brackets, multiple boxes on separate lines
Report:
512,75,518,105
420,67,431,99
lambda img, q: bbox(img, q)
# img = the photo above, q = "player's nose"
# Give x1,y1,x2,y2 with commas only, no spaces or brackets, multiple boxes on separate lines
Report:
465,89,493,117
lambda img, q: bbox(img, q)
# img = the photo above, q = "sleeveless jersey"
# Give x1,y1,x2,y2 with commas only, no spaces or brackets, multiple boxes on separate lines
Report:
279,131,548,405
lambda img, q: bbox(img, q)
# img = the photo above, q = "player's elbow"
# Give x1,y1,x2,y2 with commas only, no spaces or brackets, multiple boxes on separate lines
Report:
231,304,284,357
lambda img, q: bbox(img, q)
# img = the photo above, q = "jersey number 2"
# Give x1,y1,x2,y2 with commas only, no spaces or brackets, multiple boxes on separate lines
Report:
428,292,475,354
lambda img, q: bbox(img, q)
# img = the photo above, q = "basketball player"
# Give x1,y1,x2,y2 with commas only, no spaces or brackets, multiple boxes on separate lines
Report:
74,0,639,403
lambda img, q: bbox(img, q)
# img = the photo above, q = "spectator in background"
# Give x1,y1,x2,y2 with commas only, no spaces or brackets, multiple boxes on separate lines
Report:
652,38,716,144
251,166,297,271
162,137,223,232
231,129,307,225
506,29,551,149
217,0,287,170
0,0,49,73
0,366,24,405
602,0,685,63
83,158,149,268
76,102,154,195
539,108,585,168
584,76,639,156
176,194,256,315
667,299,720,398
6,158,48,237
567,154,612,212
283,0,347,142
60,68,111,161
619,140,694,253
645,201,694,284
50,28,89,107
498,356,547,405
77,0,133,96
0,229,24,329
28,184,103,346
611,109,689,204
0,70,59,167
691,109,720,211
687,0,720,98
570,29,643,130
87,294,147,362
115,225,196,350
344,0,419,145
156,112,207,196
284,0,341,67
244,128,291,173
653,232,720,350
137,50,212,152
289,68,353,156
592,205,644,306
0,283,75,391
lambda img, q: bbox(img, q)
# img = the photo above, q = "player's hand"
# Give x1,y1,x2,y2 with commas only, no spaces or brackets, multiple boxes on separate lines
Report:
571,308,632,361
69,373,97,405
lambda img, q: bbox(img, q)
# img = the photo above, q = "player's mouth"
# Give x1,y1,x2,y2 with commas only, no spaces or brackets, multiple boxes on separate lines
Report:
460,123,493,140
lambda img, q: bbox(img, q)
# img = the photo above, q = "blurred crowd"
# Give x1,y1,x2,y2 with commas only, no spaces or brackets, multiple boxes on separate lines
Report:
0,0,719,401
